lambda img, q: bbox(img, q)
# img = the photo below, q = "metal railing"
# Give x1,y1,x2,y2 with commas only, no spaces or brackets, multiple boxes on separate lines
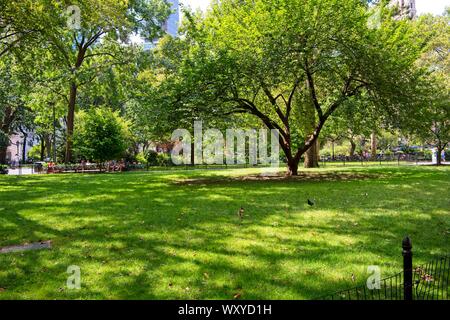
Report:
414,256,449,300
319,237,449,300
319,154,439,167
323,272,404,300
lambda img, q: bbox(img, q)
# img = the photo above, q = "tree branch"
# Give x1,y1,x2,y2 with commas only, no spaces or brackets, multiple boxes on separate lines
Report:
286,77,302,119
305,58,323,121
260,82,288,127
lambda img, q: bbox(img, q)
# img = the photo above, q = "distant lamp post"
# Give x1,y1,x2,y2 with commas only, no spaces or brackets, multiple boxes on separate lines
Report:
53,104,57,163
15,140,22,167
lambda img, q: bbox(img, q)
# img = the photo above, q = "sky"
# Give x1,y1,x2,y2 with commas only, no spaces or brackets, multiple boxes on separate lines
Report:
182,0,450,16
415,0,449,15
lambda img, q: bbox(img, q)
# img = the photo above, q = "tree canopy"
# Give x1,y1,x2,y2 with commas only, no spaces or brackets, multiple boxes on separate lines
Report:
148,0,428,174
1,0,448,169
73,107,131,163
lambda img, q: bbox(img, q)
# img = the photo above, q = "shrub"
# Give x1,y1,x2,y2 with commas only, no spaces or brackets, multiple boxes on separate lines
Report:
320,144,351,157
0,164,8,174
27,145,41,161
136,152,147,165
146,150,159,166
423,149,432,160
156,153,172,167
73,108,131,163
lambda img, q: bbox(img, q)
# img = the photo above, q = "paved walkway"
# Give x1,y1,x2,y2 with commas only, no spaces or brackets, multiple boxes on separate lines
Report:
415,162,449,166
4,162,448,176
6,167,39,175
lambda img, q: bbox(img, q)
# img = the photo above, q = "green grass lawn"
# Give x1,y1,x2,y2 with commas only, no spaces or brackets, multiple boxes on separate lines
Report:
0,165,449,299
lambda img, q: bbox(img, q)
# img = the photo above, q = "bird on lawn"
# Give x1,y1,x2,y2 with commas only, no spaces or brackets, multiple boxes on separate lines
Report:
238,207,244,221
307,199,315,206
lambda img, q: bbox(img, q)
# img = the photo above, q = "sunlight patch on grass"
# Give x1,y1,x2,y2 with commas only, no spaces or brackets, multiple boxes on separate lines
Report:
0,166,448,299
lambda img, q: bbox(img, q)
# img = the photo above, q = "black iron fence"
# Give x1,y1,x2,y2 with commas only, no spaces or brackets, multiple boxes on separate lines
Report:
3,154,444,176
4,162,272,175
319,237,449,300
413,256,449,300
319,153,440,167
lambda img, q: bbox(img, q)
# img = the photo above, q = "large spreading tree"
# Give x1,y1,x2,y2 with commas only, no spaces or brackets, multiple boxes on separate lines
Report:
3,0,171,163
408,12,450,165
155,0,426,175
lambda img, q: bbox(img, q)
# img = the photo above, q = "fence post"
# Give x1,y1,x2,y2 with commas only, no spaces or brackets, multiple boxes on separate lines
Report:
402,236,413,301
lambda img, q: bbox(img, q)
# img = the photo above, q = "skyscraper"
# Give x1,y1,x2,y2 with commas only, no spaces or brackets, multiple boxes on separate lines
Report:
390,0,417,19
143,0,180,50
164,0,180,37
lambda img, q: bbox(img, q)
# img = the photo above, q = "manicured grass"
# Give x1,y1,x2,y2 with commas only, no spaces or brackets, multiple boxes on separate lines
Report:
0,165,449,299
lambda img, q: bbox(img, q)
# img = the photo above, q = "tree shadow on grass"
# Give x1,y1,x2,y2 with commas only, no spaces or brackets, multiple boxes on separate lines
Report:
0,167,448,299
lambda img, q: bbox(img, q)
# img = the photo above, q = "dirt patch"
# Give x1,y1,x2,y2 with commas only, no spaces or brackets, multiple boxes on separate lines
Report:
173,172,382,186
0,240,52,254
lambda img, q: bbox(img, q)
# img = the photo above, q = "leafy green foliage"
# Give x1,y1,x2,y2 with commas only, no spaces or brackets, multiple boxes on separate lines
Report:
149,0,427,174
146,150,159,166
26,145,42,161
2,0,172,162
406,13,450,160
0,164,8,174
0,55,35,163
73,108,131,162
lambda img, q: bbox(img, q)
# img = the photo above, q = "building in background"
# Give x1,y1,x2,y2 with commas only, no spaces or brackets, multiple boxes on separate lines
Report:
390,0,417,19
164,0,180,37
5,132,35,164
143,0,180,51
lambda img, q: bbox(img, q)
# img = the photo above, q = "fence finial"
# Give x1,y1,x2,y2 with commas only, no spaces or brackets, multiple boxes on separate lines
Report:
402,236,412,251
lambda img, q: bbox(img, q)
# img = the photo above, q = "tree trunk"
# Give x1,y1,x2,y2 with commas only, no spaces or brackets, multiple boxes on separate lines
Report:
287,158,299,176
301,84,320,169
436,146,443,166
349,139,356,157
40,138,45,161
304,138,320,168
332,140,335,160
45,135,52,159
0,146,7,164
22,133,27,163
302,93,320,168
190,141,195,165
64,43,86,163
370,132,377,160
65,82,77,163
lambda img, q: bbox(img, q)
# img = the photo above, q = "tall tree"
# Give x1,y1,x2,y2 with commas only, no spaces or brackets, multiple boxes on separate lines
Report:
159,0,426,175
408,13,450,165
7,0,171,163
0,55,31,164
0,0,44,58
